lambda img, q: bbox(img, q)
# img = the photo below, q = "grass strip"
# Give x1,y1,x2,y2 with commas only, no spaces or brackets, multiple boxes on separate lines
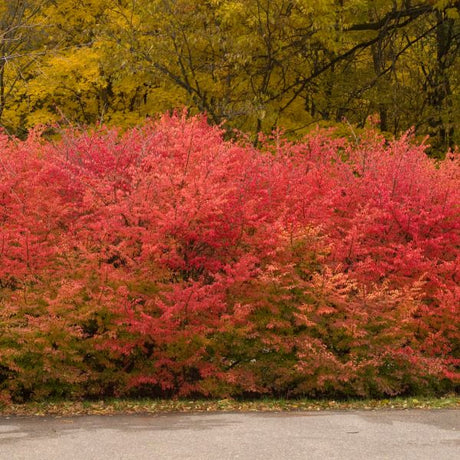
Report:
1,395,458,416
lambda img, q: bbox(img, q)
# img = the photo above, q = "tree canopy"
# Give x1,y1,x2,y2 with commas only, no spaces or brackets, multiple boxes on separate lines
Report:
1,0,459,153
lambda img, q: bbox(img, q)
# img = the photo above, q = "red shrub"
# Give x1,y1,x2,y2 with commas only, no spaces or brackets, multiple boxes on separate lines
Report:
0,114,458,401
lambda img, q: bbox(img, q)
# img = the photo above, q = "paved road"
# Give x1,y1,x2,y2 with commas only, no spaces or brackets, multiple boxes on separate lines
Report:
0,410,458,460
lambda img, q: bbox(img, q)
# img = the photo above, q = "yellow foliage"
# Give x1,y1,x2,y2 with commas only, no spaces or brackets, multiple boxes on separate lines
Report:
0,0,458,152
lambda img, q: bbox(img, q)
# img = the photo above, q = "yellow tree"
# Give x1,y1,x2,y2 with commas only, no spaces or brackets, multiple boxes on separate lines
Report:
104,0,459,149
0,0,51,133
2,0,459,153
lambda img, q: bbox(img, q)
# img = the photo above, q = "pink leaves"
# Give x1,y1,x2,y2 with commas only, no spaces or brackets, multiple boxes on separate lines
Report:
0,114,458,400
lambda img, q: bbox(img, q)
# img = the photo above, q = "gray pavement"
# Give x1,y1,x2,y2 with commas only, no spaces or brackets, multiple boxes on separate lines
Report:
0,410,459,460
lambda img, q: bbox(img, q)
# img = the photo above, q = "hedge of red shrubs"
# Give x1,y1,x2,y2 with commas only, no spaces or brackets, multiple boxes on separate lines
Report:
0,113,458,402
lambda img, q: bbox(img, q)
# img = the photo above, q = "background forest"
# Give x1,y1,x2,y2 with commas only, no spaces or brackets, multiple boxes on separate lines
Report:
1,0,459,154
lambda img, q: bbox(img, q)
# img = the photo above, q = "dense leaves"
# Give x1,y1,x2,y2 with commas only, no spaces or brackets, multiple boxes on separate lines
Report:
1,1,459,152
0,113,458,402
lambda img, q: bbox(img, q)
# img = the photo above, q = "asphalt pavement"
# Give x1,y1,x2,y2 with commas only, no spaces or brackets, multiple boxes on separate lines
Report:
0,409,458,460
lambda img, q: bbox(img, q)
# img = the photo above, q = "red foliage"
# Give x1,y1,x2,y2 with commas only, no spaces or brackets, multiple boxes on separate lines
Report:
0,114,458,401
